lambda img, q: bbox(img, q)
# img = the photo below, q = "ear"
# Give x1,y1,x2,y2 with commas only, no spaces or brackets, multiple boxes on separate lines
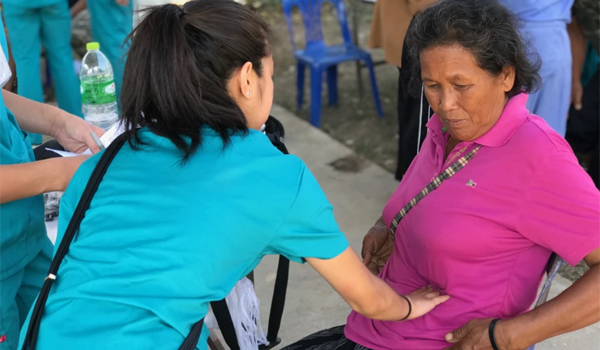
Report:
500,66,516,93
235,61,254,100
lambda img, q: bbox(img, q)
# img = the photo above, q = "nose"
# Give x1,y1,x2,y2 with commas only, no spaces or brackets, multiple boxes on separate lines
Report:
439,89,459,112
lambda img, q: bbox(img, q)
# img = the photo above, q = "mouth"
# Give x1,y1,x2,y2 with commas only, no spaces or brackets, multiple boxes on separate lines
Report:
443,119,466,127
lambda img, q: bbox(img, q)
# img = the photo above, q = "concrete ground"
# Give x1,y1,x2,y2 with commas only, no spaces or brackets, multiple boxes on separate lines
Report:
44,104,598,349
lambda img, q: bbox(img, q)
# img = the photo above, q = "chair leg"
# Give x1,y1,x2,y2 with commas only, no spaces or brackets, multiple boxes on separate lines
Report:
355,61,363,97
309,67,323,127
365,58,384,118
326,66,338,107
296,62,306,110
208,333,226,350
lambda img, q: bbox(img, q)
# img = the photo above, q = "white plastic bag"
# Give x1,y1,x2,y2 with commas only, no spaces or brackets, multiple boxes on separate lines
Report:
205,278,269,350
0,45,12,89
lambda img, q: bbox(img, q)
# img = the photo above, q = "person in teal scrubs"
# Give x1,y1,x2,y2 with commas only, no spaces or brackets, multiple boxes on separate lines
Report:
2,0,83,145
0,16,105,350
71,0,133,106
17,2,448,350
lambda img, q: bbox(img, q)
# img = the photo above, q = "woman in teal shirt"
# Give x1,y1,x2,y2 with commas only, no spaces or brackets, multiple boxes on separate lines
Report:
18,2,448,349
0,14,105,350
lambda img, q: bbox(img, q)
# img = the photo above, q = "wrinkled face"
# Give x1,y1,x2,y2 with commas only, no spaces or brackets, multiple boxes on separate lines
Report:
420,44,515,141
230,55,274,130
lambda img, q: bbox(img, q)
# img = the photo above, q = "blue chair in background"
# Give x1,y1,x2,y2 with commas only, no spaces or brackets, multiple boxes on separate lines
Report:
527,253,563,350
281,0,383,127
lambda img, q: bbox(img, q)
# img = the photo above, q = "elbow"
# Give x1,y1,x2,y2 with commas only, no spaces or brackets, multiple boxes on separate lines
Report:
348,298,385,319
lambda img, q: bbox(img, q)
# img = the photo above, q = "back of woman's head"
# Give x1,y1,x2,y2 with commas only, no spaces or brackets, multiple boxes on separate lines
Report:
405,0,541,98
121,0,270,160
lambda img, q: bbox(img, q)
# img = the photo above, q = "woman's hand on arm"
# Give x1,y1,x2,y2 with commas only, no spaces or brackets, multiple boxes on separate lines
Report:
0,156,91,204
362,217,394,274
307,247,449,321
2,90,105,153
444,248,600,350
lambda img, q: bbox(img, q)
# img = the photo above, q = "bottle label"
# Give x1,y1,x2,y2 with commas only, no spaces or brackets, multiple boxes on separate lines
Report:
81,79,116,105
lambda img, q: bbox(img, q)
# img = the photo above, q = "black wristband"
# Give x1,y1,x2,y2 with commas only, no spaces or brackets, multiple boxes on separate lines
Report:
398,295,412,321
488,319,501,350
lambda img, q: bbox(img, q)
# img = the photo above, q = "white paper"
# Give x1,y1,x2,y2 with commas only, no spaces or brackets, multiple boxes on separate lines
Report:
98,121,127,148
46,148,92,157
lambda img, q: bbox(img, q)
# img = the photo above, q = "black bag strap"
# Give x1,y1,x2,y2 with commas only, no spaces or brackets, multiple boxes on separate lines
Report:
21,133,128,350
178,320,205,350
261,255,288,349
262,117,289,349
210,300,240,350
21,133,205,350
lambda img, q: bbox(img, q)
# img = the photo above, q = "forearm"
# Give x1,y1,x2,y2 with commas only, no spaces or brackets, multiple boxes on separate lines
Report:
71,0,87,17
498,264,600,349
307,247,410,321
352,273,411,321
567,17,586,83
2,90,63,136
0,161,62,203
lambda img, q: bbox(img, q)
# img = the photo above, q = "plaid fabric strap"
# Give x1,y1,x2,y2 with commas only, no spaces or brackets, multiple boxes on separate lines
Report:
390,145,482,239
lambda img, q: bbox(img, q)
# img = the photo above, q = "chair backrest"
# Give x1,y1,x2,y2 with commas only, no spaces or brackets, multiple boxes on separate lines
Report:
281,0,353,52
526,253,563,350
535,253,563,307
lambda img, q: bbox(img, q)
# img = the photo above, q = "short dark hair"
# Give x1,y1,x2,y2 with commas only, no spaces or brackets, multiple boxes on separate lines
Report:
120,0,270,161
405,0,541,98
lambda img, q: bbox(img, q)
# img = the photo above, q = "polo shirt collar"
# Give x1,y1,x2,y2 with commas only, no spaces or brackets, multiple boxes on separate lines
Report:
426,93,530,147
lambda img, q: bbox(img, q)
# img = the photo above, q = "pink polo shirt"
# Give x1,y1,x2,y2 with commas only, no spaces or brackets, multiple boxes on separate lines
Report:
345,94,600,350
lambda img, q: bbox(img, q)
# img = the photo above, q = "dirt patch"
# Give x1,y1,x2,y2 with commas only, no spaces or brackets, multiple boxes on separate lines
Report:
329,154,369,173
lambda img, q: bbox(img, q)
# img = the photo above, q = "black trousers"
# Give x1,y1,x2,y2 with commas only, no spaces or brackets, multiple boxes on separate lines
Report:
281,326,371,350
565,68,599,189
395,48,430,181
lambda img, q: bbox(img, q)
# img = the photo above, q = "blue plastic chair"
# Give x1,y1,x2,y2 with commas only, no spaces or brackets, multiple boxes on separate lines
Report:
281,0,383,127
527,253,563,350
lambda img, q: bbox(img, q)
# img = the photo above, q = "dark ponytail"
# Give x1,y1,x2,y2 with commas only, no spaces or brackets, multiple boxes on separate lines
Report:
120,0,270,161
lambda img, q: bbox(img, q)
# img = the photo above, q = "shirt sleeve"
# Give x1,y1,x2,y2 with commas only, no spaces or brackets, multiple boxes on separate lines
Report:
266,164,349,263
517,149,600,266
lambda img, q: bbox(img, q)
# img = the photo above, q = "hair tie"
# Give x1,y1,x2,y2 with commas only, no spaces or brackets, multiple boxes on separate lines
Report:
178,5,187,18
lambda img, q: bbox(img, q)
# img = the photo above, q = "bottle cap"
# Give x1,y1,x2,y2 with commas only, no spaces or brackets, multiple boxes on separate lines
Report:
86,42,100,51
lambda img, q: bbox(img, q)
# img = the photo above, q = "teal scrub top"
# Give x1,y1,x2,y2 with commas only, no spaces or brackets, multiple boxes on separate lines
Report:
0,16,47,279
2,0,62,9
23,127,349,350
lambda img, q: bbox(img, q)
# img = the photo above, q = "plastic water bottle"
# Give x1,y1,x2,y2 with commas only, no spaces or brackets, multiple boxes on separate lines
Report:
80,42,118,130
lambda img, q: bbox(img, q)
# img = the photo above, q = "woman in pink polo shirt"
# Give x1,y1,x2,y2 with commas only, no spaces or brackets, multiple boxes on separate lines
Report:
284,0,600,349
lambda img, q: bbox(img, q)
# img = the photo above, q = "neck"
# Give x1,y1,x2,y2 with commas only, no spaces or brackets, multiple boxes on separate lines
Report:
444,135,461,161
